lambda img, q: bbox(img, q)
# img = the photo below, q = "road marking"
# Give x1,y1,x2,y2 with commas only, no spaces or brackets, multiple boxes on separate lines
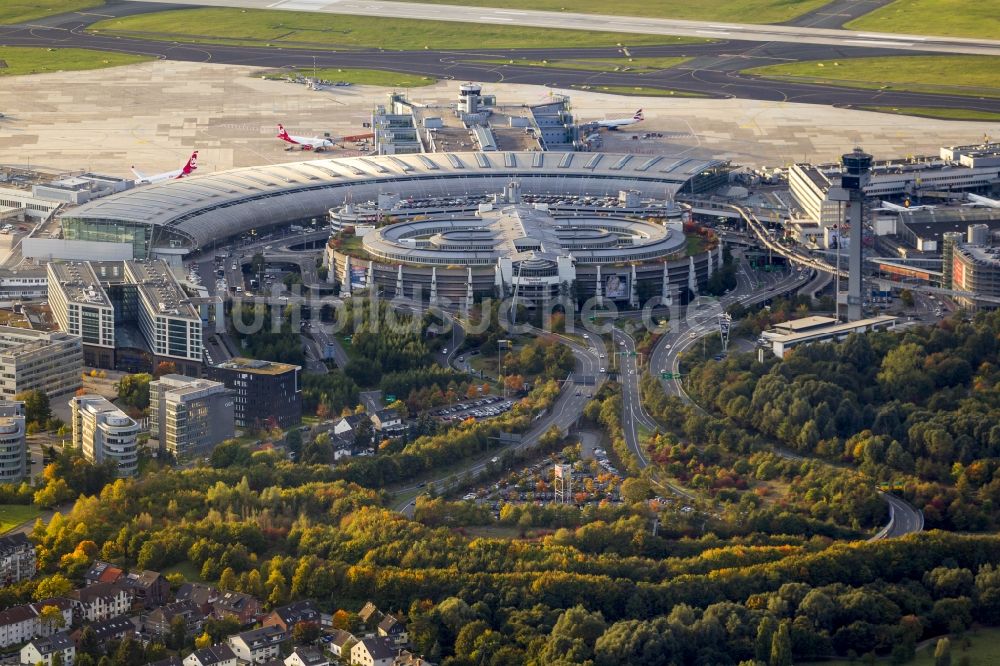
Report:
696,30,730,35
846,39,913,47
856,33,925,41
480,15,514,20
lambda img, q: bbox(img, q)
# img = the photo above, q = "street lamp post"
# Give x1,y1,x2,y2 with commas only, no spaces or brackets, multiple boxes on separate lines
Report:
498,339,511,399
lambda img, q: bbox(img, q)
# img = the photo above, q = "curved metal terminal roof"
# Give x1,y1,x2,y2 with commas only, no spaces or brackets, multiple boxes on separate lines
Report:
61,151,724,250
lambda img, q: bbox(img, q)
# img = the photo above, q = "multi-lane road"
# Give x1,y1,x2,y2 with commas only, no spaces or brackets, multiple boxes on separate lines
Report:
2,2,999,113
392,327,604,515
631,257,923,539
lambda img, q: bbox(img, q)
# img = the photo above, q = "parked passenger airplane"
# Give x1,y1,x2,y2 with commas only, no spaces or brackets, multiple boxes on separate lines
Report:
875,200,935,212
595,109,644,129
277,124,335,151
131,151,198,184
966,193,1000,209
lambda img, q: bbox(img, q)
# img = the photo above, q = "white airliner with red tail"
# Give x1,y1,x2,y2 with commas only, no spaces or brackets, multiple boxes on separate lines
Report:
595,109,644,130
277,124,335,151
131,151,198,184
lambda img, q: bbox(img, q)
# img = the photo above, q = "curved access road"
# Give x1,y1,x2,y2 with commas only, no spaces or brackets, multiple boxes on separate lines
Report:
391,325,603,516
614,326,699,502
638,255,923,539
882,491,925,538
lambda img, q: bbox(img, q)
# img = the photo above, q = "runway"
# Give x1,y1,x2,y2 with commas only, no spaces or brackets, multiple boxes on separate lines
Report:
117,0,1000,57
1,0,997,118
3,10,999,116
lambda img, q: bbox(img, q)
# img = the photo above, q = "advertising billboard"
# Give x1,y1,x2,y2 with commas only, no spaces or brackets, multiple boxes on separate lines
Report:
350,266,367,290
953,255,965,289
605,273,629,300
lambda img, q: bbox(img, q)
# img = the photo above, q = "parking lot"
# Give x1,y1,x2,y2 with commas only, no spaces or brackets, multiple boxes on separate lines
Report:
433,395,515,423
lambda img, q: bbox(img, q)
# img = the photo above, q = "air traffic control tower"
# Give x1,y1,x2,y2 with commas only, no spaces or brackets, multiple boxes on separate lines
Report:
829,147,873,321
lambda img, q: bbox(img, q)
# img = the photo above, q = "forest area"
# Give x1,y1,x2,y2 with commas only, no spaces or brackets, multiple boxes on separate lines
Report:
10,292,1000,666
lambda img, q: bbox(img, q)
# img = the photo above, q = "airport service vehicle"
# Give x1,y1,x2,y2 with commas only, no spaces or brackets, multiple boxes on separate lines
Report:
131,151,197,184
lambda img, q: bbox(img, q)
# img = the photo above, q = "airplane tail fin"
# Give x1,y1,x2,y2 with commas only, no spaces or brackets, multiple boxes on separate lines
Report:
634,109,644,121
180,151,198,176
277,124,291,140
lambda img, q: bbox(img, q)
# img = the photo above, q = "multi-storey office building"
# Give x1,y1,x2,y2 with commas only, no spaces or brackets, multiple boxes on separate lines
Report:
48,260,202,374
69,395,139,478
0,327,82,399
46,261,116,368
149,374,234,459
0,401,26,485
207,358,301,430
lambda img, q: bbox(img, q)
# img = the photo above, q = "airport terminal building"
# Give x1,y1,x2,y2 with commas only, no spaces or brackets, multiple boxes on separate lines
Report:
327,181,721,305
58,151,727,254
57,151,728,304
789,142,1000,237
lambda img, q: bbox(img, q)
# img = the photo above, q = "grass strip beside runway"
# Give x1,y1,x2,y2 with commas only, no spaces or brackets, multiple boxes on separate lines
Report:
744,55,1000,100
473,56,691,74
572,85,709,98
861,106,1000,122
0,46,151,76
845,0,1000,41
89,8,700,50
0,0,103,25
265,67,435,87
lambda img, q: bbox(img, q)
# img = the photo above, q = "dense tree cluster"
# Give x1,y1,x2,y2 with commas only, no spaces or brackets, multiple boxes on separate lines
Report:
229,303,305,365
684,312,1000,530
16,293,1000,666
17,453,1000,666
705,245,738,297
582,382,639,476
115,373,152,411
500,337,576,383
328,379,562,487
301,370,360,417
342,300,435,386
